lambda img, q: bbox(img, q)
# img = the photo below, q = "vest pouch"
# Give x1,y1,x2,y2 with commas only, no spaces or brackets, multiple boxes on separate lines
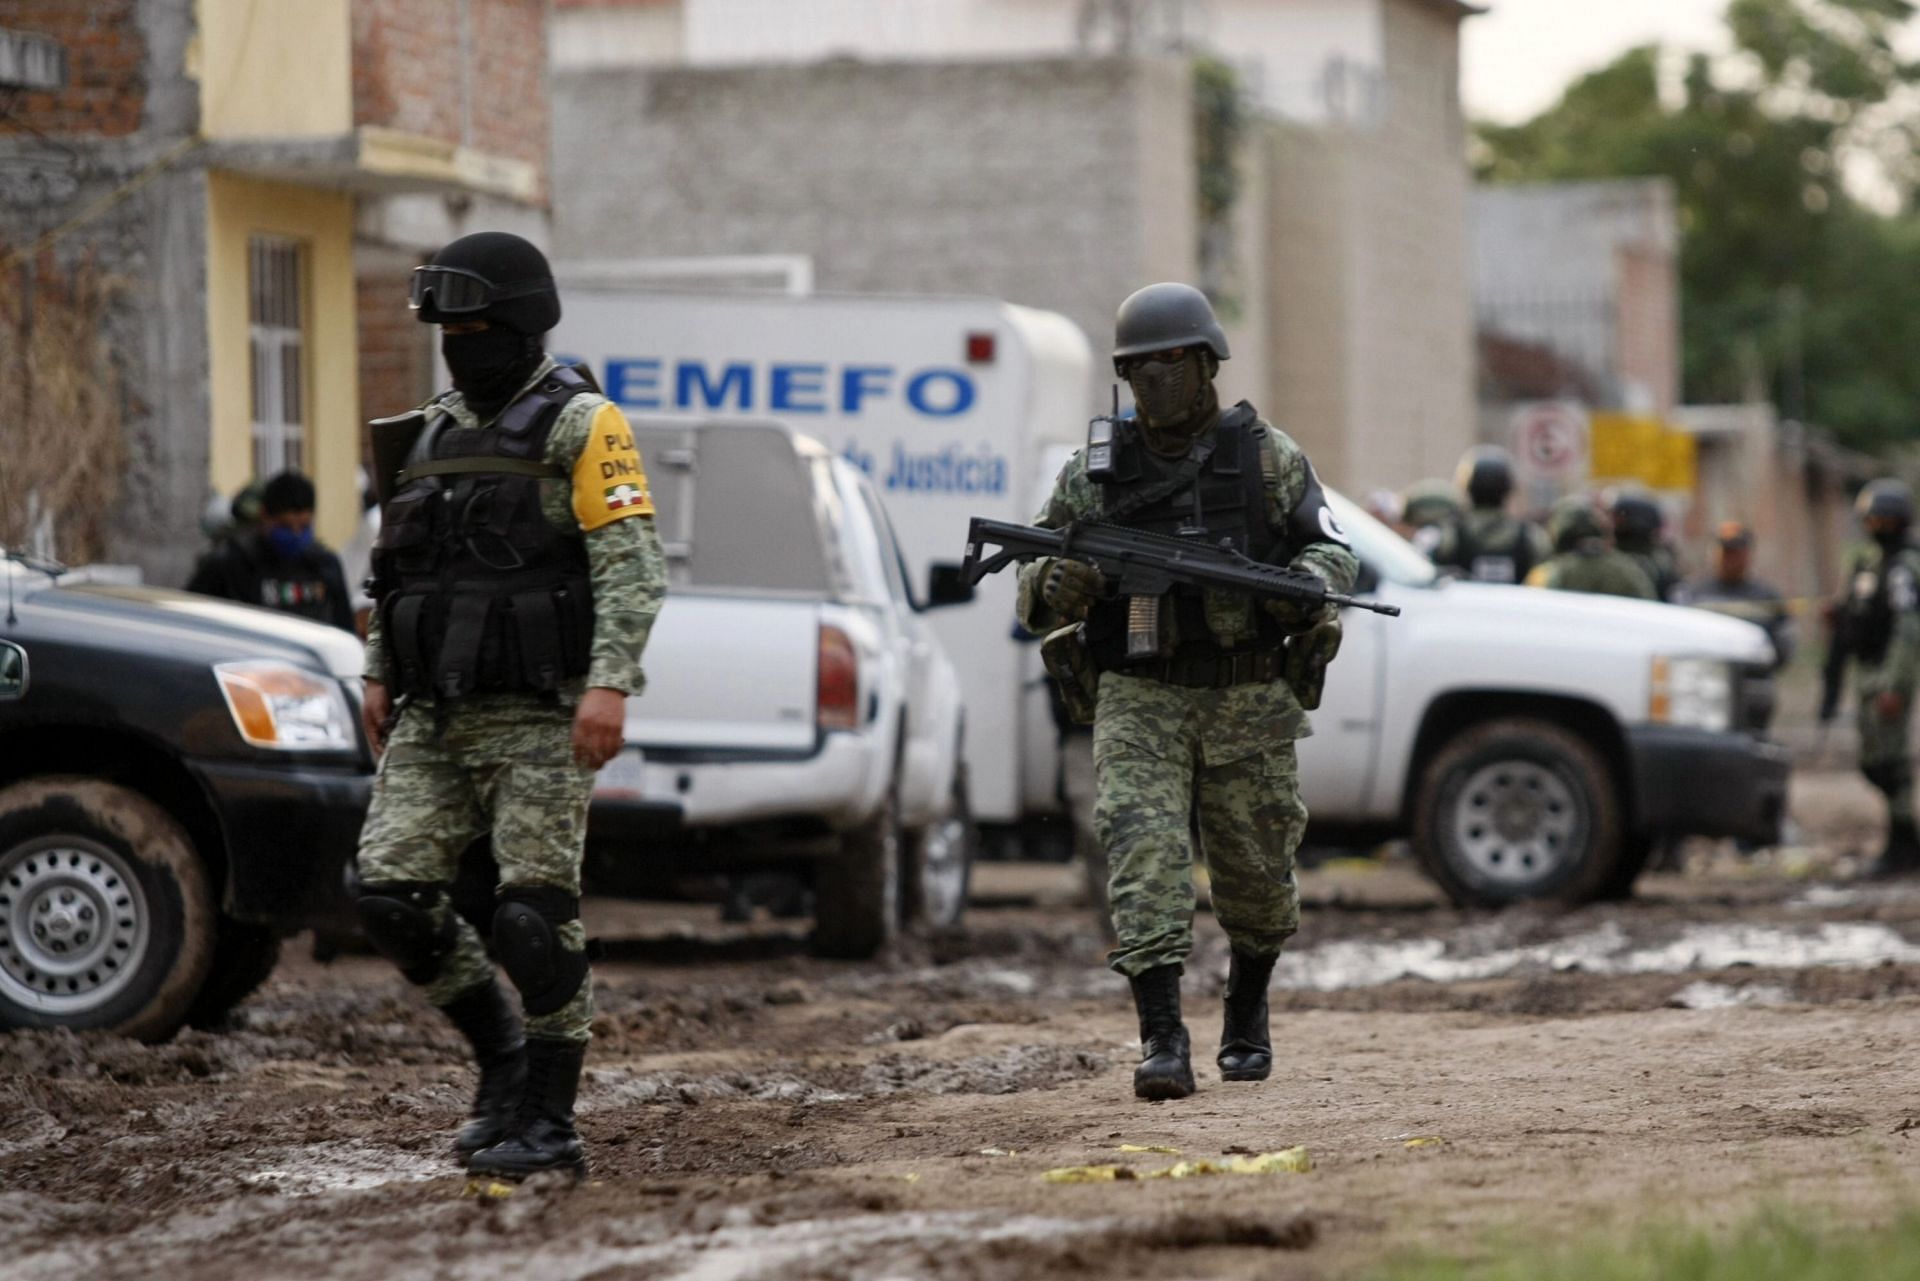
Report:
375,490,441,578
436,594,494,697
553,582,594,680
508,590,566,691
383,589,437,697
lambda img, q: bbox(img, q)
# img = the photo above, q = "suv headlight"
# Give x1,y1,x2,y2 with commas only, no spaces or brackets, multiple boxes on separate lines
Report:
1650,657,1733,733
214,660,356,751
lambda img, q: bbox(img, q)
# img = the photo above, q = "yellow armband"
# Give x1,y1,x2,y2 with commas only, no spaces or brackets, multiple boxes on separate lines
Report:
571,402,655,531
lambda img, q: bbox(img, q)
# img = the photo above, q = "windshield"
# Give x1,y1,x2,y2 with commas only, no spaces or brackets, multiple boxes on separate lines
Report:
1327,489,1438,589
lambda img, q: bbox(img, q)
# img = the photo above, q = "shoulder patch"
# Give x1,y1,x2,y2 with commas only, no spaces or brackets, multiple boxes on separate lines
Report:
571,402,654,531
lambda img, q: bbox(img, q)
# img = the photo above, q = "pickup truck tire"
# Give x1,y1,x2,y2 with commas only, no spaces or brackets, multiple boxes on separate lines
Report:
184,918,282,1030
811,783,901,959
903,764,975,930
0,778,215,1041
1413,719,1624,908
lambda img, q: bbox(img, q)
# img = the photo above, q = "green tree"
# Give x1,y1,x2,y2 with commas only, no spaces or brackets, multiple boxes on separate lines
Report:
1476,0,1920,452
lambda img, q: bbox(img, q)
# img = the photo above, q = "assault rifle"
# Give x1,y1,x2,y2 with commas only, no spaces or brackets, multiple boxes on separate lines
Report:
960,517,1402,617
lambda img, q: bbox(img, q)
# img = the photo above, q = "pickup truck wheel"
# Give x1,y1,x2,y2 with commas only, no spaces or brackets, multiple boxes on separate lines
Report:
184,918,282,1030
1414,719,1624,907
903,765,975,930
0,778,215,1041
811,784,901,959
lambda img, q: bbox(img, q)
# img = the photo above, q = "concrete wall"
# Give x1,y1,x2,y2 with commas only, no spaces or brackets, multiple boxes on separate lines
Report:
552,56,1198,393
1473,178,1680,416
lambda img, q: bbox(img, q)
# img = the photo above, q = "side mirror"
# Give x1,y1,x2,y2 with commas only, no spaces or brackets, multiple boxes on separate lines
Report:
1352,561,1381,597
925,562,976,609
0,641,25,700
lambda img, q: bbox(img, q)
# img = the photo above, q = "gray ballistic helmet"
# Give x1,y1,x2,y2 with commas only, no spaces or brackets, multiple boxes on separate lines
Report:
1858,478,1914,528
1609,490,1663,542
1455,445,1515,508
1112,282,1230,374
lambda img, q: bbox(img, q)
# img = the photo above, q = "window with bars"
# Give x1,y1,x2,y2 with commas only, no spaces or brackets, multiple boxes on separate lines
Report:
248,236,307,477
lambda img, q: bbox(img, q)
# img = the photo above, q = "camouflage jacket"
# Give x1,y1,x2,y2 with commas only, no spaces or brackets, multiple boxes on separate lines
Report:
1849,544,1920,696
1525,546,1658,601
1015,411,1357,635
364,357,669,699
1430,508,1551,584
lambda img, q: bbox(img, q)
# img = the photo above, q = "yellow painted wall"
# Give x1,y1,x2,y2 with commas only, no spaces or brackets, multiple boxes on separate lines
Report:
193,0,352,139
205,172,360,549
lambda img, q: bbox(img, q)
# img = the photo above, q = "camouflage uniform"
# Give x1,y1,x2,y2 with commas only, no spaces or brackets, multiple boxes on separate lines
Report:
1430,508,1552,585
1015,417,1358,977
1526,550,1658,600
1846,544,1920,825
360,358,668,1043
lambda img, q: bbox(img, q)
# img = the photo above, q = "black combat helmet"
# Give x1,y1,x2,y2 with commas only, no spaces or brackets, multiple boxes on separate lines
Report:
1112,283,1230,374
1455,445,1515,508
410,231,561,336
1610,491,1663,544
1858,478,1914,530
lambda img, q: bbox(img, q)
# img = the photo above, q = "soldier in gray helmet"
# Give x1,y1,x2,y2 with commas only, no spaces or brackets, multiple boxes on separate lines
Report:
1841,480,1920,877
1016,283,1358,1101
1430,446,1550,585
1610,490,1681,602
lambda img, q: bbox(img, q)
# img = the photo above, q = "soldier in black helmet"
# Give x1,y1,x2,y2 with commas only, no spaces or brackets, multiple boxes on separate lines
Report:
1842,480,1920,877
1016,283,1358,1101
1610,489,1681,602
354,232,669,1176
1430,446,1550,585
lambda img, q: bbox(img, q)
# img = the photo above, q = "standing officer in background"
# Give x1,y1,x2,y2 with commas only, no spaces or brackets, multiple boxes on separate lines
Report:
355,232,668,1177
1841,480,1920,878
1430,446,1549,585
1681,522,1795,672
1016,283,1358,1102
186,471,354,631
1400,479,1461,559
1610,490,1681,602
1526,497,1657,600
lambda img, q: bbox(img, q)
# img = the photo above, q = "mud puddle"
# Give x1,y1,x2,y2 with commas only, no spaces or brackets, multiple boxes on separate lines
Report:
1278,918,1920,991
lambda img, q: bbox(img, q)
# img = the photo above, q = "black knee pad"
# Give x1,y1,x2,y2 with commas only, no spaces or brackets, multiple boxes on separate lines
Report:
492,886,588,1017
355,880,458,985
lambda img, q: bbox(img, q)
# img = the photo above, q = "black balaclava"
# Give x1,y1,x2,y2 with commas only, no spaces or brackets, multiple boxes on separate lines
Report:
1127,351,1219,456
444,328,543,416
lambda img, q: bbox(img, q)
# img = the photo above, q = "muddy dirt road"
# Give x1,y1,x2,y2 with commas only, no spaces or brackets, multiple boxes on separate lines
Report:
6,769,1920,1279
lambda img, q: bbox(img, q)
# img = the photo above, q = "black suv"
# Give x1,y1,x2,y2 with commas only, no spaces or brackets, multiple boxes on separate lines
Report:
0,558,371,1039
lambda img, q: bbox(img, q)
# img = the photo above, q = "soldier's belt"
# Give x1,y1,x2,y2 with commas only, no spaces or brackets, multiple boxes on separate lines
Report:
1114,648,1286,690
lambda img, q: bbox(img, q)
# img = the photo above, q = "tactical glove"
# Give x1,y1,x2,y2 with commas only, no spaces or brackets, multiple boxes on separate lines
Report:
1263,583,1332,634
1284,615,1344,711
1041,558,1107,620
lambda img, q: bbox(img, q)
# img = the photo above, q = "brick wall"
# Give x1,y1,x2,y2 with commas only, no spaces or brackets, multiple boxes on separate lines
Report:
356,265,432,445
0,1,146,137
351,0,549,196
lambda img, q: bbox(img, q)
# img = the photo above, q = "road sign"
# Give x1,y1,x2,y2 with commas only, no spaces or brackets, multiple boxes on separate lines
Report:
1512,401,1588,476
0,28,66,92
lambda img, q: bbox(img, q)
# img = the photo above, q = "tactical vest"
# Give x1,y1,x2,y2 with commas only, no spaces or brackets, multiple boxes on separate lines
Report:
1084,404,1286,668
1450,512,1535,585
371,367,596,699
1849,548,1913,667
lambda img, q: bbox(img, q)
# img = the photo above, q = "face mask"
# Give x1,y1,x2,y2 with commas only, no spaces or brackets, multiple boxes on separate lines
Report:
443,328,541,410
267,525,315,560
1127,351,1213,436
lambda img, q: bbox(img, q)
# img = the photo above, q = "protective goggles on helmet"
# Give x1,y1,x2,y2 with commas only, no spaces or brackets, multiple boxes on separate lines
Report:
408,265,552,315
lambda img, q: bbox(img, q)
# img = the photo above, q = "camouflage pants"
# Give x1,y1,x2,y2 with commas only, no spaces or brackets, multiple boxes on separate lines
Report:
1093,672,1309,977
357,696,596,1042
1857,681,1914,823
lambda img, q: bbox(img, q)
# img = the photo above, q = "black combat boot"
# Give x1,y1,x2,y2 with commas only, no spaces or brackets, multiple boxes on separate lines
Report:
1218,951,1276,1082
467,1036,588,1179
1128,965,1196,1101
441,981,527,1160
1869,818,1920,880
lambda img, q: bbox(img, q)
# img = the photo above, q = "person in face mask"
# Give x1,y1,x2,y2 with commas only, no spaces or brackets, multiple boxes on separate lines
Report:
1842,479,1920,878
185,470,354,631
1016,282,1359,1103
355,231,669,1180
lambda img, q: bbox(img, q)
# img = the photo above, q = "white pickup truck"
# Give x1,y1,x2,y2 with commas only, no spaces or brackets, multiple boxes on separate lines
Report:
1293,492,1789,904
586,422,973,957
